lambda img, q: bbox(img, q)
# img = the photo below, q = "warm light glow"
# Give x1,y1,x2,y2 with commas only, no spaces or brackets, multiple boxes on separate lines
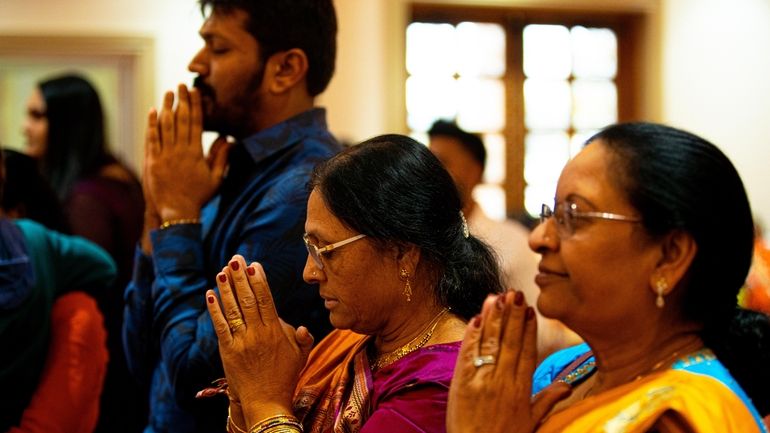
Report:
457,78,505,132
456,22,506,77
406,22,456,76
523,24,571,79
572,26,617,79
524,132,570,216
524,78,572,130
572,79,617,129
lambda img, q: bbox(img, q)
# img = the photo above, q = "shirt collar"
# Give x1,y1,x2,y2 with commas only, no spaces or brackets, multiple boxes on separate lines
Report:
239,107,329,164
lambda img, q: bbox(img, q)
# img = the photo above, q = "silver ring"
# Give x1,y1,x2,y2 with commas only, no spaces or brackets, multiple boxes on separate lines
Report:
473,355,495,368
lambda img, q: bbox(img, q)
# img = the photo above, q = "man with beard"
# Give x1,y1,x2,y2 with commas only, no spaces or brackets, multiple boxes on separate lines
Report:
123,1,339,432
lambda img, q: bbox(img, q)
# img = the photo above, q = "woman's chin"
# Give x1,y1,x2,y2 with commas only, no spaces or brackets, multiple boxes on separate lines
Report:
536,295,567,321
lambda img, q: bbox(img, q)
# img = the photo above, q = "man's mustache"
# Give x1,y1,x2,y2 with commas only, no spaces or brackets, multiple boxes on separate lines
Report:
192,76,215,98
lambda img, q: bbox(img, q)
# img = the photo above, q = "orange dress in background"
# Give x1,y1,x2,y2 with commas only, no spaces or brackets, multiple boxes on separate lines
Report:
7,292,108,433
742,237,770,315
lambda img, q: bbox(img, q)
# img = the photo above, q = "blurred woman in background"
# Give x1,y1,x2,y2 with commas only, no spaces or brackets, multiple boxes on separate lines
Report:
23,73,146,433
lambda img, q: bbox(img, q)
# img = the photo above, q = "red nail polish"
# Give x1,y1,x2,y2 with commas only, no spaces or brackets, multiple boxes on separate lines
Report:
230,261,239,271
514,291,524,306
218,274,227,283
471,315,481,327
207,295,216,304
526,306,535,321
246,266,255,276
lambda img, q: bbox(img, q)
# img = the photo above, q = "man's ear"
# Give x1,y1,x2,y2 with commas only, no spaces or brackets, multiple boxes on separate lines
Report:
264,48,308,94
649,229,698,296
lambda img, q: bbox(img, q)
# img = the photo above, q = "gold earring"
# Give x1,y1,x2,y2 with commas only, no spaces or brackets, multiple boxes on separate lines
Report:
656,277,667,308
400,268,412,302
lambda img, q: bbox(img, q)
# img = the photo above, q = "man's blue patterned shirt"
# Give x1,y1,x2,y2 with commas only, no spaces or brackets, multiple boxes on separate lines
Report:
123,108,340,433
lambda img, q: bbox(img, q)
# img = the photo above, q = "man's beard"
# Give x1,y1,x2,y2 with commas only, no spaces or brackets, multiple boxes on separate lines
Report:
192,70,263,138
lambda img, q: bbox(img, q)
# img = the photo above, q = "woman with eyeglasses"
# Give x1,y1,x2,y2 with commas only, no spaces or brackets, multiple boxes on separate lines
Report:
202,134,504,433
447,122,770,433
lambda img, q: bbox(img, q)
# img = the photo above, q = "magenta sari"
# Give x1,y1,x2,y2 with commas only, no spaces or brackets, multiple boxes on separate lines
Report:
294,329,460,433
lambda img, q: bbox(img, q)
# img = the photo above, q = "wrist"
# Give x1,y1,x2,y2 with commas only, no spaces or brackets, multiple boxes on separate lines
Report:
242,402,295,432
158,206,201,223
158,218,201,230
144,210,160,228
247,414,302,433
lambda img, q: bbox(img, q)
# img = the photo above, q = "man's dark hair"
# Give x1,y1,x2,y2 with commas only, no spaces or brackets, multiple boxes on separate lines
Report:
200,0,337,96
427,119,486,170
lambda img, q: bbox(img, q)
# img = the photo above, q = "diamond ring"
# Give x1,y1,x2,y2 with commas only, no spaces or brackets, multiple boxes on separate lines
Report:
473,355,495,368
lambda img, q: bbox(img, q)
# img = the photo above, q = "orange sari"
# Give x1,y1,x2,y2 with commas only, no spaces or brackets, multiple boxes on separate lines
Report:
539,367,765,433
293,329,370,433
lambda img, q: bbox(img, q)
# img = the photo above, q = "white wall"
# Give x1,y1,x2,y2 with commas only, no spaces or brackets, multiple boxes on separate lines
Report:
661,0,770,232
0,0,203,106
1,0,769,227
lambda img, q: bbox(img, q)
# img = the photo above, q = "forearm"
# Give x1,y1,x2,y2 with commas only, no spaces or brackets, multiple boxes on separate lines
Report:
149,222,222,405
123,247,158,384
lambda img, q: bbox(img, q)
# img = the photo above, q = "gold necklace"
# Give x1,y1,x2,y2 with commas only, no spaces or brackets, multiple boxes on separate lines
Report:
583,345,707,399
370,308,449,371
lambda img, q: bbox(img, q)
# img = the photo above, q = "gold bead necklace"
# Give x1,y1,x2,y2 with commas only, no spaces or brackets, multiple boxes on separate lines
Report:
370,308,449,371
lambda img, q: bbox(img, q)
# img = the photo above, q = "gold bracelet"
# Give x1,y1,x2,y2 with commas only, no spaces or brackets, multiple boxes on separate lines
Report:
260,428,302,433
158,218,201,230
228,405,248,433
248,415,303,433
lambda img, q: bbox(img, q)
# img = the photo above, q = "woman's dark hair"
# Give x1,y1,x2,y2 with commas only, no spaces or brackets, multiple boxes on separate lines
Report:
1,149,69,233
308,134,504,320
587,122,770,414
38,74,113,200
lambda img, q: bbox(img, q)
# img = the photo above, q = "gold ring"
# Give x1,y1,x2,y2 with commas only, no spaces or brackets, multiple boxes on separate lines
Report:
473,355,495,368
228,318,245,332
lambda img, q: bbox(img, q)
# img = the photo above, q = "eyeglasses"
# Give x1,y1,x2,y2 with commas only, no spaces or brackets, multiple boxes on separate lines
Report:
303,233,367,270
540,202,642,237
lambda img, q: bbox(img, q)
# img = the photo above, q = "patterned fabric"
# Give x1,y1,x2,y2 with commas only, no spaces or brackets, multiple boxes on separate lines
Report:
123,108,340,433
294,330,368,433
294,329,459,433
533,343,768,433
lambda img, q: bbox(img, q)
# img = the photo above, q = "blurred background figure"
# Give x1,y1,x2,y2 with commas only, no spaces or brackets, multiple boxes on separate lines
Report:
0,146,114,432
740,223,770,316
22,73,146,433
1,149,69,233
428,119,580,360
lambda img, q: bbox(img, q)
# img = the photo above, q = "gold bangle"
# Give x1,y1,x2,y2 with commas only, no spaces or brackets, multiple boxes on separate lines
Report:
158,218,201,230
228,405,248,433
260,428,302,433
248,415,303,433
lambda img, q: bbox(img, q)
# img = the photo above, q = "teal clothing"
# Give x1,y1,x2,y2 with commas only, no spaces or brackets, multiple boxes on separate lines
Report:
0,218,116,430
